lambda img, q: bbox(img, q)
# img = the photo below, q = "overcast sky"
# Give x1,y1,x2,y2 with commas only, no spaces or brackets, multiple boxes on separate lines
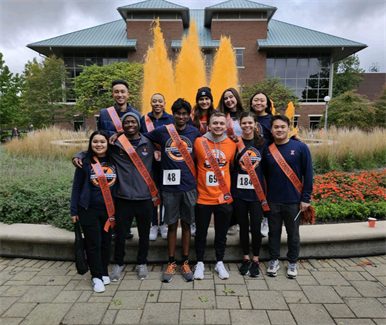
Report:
1,0,385,75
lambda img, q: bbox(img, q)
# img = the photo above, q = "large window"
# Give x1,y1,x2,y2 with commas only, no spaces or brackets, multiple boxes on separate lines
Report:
64,53,128,102
266,53,330,102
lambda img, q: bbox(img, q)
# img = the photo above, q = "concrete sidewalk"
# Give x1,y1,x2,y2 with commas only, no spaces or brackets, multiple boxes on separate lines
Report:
1,221,385,263
0,256,385,325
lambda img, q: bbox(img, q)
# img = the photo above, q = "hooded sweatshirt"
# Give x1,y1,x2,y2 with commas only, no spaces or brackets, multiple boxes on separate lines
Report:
194,132,236,205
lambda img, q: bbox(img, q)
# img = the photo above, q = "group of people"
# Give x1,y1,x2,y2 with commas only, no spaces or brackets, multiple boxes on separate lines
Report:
70,80,313,293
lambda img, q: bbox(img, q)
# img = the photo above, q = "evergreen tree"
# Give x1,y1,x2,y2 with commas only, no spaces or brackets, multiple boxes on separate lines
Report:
0,53,23,130
373,85,386,128
21,55,67,127
333,55,365,97
320,91,376,129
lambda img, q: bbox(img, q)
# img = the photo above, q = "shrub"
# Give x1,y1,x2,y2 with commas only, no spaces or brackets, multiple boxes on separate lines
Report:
0,150,75,231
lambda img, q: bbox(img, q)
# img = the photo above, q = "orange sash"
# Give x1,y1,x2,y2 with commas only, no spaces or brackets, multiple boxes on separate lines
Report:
237,137,270,211
106,107,123,132
145,114,155,132
165,124,197,179
199,137,233,204
191,112,206,134
91,157,116,232
118,135,161,206
226,113,235,137
145,114,161,150
268,143,303,194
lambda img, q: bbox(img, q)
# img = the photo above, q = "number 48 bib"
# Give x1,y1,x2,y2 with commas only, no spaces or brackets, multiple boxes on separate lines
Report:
163,169,181,185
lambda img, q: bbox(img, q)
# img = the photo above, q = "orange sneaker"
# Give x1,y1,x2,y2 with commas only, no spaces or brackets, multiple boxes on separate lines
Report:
181,260,194,282
162,262,177,283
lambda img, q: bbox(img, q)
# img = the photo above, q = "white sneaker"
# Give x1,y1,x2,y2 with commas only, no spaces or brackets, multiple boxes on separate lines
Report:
287,262,297,279
102,276,110,285
92,278,105,293
160,224,168,240
191,223,196,237
227,225,237,235
149,225,159,241
194,262,205,280
215,261,229,279
267,259,280,277
261,218,269,237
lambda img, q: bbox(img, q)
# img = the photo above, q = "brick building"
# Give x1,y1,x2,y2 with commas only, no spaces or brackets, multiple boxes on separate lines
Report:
27,0,367,130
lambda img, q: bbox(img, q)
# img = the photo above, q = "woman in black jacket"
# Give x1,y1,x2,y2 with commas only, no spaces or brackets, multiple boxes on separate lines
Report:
70,130,116,293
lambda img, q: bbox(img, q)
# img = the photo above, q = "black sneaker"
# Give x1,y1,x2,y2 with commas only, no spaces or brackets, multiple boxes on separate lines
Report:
126,230,134,239
249,261,260,277
239,259,251,276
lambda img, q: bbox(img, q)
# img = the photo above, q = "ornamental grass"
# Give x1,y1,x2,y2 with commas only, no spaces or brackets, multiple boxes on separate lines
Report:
300,127,386,173
5,126,90,160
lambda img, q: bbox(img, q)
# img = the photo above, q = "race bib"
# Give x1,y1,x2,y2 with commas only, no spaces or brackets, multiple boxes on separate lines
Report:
237,174,254,189
206,171,224,187
163,169,181,185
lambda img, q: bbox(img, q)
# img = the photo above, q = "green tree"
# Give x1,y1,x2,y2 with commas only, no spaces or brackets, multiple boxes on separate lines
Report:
373,85,386,127
333,55,365,97
320,91,376,129
74,62,143,116
241,77,300,114
21,55,67,128
0,53,23,130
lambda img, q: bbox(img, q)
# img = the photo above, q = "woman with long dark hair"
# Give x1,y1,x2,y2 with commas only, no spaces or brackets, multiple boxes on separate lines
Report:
191,87,216,135
70,130,116,293
231,111,266,277
217,87,244,137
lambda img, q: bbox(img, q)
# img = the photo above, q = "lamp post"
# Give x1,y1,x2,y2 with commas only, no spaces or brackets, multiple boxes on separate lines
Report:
324,96,331,130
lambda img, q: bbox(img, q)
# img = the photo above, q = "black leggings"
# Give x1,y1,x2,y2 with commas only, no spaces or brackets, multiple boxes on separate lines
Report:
233,198,263,257
78,206,112,279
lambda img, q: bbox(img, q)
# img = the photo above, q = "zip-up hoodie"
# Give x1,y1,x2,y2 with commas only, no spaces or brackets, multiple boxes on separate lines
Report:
112,134,156,201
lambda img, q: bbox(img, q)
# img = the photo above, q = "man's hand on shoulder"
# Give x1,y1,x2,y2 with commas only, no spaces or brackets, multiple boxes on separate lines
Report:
72,158,83,168
109,133,119,145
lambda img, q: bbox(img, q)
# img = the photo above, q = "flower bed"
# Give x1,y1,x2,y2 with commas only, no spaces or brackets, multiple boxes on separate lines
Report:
312,170,386,222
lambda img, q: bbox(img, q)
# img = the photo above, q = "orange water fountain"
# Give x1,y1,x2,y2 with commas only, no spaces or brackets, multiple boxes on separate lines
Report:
142,20,176,114
209,36,239,105
174,20,207,106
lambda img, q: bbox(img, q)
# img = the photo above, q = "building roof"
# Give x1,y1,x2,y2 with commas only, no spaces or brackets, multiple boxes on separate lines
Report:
171,10,220,49
118,0,188,10
117,0,190,27
206,0,275,10
258,20,367,62
27,3,366,62
204,0,276,26
27,20,136,56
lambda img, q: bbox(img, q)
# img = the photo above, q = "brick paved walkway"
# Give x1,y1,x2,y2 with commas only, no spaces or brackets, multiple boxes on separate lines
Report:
0,256,385,325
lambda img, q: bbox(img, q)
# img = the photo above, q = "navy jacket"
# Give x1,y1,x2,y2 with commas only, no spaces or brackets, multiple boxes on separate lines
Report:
140,111,174,133
98,103,141,138
70,156,116,216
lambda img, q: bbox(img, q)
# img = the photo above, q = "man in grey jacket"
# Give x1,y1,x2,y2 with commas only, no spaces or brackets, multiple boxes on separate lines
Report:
110,112,157,281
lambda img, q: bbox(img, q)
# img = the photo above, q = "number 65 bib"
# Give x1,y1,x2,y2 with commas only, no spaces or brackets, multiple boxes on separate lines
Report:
163,169,181,185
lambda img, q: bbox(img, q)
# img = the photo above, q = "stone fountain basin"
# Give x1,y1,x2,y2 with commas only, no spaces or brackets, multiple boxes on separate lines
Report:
50,139,88,147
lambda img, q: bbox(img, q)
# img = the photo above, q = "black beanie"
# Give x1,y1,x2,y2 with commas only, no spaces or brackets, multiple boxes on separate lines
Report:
196,87,213,103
